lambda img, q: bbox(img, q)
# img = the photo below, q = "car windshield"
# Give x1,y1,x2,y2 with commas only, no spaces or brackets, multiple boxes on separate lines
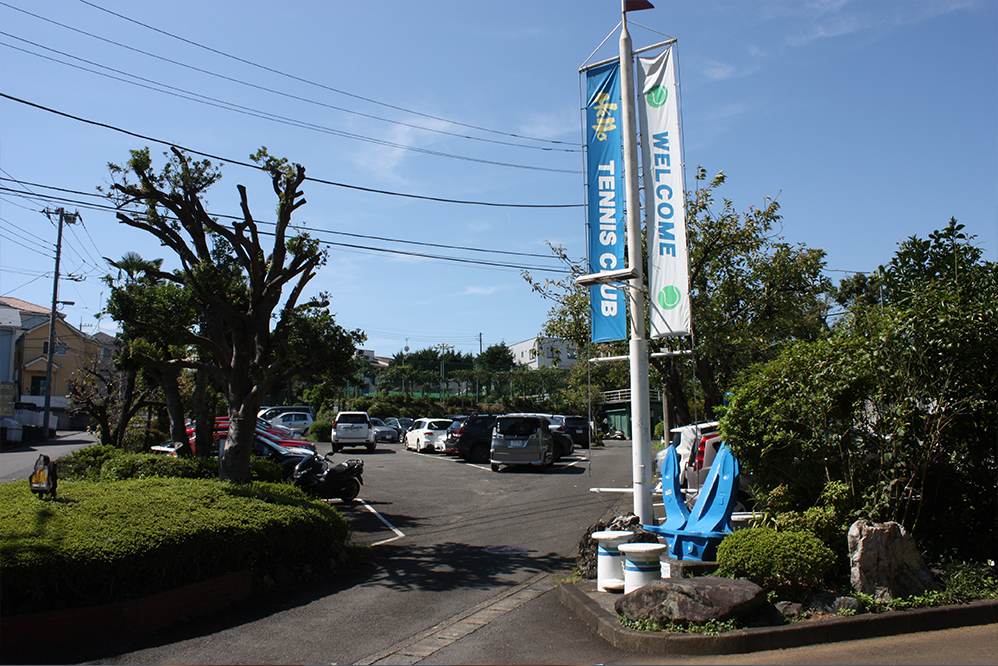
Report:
564,417,587,427
427,420,452,430
371,418,385,426
337,413,368,424
496,417,539,437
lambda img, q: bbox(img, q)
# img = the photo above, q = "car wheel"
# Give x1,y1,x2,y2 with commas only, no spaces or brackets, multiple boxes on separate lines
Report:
332,444,342,454
471,443,489,464
367,443,376,453
339,478,361,502
491,463,500,472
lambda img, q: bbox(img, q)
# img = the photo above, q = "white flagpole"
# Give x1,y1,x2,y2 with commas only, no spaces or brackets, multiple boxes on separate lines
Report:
619,6,653,524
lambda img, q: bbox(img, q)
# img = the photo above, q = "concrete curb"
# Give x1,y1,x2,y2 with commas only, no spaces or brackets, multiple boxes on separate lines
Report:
558,580,998,655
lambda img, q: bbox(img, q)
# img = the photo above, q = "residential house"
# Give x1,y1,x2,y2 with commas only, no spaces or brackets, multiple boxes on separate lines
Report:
0,296,101,429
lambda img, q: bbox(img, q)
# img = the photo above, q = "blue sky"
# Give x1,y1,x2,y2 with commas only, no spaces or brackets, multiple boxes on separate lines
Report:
1,0,995,358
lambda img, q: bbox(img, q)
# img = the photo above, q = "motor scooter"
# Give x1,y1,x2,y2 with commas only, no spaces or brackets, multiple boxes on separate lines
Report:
292,452,364,501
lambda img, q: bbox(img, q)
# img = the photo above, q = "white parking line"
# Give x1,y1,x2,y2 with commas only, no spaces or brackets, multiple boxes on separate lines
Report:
358,498,407,546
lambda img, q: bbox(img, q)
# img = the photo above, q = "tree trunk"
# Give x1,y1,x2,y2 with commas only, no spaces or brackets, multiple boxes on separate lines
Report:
219,347,261,483
161,368,188,445
192,368,212,457
112,368,136,448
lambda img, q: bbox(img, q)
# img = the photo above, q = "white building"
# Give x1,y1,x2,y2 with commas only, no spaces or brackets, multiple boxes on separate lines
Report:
508,337,576,370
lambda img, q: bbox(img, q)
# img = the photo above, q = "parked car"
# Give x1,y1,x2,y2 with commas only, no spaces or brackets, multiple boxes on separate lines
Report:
507,413,574,462
258,405,315,421
370,418,400,444
385,417,414,442
332,411,376,453
656,421,754,509
490,414,555,472
551,415,591,449
444,416,468,455
453,414,499,463
182,417,316,455
268,411,314,436
154,430,313,480
404,418,453,453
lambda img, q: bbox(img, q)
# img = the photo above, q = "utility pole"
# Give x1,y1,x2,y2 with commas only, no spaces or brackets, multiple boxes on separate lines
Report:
42,208,79,440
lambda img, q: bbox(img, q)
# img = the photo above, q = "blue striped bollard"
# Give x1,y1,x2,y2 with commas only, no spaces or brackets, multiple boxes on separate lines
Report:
591,530,632,592
618,542,667,593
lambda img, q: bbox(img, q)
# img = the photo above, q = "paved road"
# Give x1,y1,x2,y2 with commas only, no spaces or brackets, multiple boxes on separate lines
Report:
7,436,994,665
72,439,637,665
0,430,97,483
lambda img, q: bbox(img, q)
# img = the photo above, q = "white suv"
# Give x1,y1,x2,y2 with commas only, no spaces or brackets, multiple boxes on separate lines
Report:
332,411,375,453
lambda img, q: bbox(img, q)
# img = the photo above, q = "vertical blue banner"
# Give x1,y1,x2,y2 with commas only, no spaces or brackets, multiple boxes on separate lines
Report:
585,61,627,343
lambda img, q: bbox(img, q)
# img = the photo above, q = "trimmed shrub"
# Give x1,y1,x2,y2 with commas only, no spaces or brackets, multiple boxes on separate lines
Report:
307,418,333,443
56,444,123,481
716,527,835,599
58,448,284,484
0,478,351,616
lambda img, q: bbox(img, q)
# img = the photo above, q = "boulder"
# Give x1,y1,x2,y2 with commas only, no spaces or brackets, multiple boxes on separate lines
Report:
577,514,659,579
614,576,766,623
805,592,866,615
848,520,938,602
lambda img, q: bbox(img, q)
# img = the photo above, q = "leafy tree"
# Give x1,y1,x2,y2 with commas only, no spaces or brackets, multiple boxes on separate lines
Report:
723,221,997,560
524,167,830,426
478,342,516,369
684,167,831,416
105,146,361,483
103,254,196,446
67,352,159,450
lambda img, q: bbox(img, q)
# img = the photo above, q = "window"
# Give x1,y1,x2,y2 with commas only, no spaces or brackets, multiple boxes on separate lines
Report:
42,341,68,356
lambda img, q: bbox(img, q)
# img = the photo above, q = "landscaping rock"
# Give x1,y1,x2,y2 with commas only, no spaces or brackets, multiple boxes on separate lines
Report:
577,513,659,579
774,600,802,618
848,520,938,602
614,576,767,623
806,592,866,615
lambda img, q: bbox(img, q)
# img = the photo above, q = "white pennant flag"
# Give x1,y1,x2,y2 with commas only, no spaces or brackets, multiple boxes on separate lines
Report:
638,45,690,338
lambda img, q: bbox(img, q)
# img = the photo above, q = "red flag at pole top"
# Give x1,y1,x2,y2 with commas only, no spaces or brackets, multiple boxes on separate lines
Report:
623,0,655,11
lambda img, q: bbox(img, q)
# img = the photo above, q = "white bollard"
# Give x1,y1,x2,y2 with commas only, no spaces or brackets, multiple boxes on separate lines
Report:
619,542,667,594
591,530,632,592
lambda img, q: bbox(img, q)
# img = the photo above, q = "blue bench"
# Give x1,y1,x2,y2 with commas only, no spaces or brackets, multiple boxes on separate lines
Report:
645,442,740,561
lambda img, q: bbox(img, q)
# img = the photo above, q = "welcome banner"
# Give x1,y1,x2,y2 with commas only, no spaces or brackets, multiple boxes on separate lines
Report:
585,61,627,343
637,46,690,338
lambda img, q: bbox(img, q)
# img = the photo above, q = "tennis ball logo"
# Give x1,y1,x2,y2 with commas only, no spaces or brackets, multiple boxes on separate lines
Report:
646,85,668,108
658,285,682,310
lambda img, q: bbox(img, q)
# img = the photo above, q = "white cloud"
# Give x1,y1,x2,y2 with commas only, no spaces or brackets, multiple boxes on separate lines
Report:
461,285,505,296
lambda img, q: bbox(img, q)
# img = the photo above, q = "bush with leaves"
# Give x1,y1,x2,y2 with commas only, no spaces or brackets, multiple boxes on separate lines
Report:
722,221,997,562
0,478,353,615
307,417,333,443
717,527,835,600
58,447,284,483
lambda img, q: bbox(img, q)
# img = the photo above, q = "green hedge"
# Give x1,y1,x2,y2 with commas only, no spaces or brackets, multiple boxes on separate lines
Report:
57,446,285,483
0,478,351,616
716,527,835,599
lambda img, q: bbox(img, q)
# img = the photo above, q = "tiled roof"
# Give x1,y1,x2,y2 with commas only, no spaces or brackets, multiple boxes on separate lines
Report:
0,297,51,316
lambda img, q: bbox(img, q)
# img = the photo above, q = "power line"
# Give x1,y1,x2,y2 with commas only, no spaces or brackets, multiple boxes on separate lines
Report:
0,185,573,275
72,0,577,148
0,7,578,154
0,179,568,260
0,36,578,174
0,92,584,209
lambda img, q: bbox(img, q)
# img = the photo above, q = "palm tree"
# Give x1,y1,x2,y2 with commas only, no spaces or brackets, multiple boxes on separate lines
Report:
103,252,163,283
